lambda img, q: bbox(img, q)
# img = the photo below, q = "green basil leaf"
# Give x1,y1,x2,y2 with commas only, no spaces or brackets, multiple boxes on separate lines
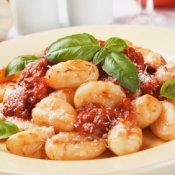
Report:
0,120,19,139
46,33,101,63
6,55,39,76
160,79,175,99
93,48,109,65
105,37,127,52
102,52,139,92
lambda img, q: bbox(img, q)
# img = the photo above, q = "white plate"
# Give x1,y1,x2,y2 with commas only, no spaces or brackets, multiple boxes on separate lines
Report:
0,25,175,175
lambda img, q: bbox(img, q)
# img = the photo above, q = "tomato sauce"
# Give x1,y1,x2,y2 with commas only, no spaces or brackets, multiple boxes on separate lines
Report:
98,40,105,47
3,58,51,119
141,78,162,99
74,98,132,135
123,47,165,99
124,47,145,71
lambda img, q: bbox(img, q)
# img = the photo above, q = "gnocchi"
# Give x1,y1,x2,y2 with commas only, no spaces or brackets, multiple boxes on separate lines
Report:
46,60,99,89
108,122,143,156
6,127,54,158
155,62,175,83
131,95,162,128
74,81,125,108
135,47,166,69
45,132,106,160
1,34,175,161
49,88,76,106
151,101,175,141
32,96,76,132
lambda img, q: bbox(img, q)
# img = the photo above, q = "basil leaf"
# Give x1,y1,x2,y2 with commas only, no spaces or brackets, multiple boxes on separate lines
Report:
105,37,127,52
93,48,108,65
6,55,39,76
46,33,100,63
160,79,175,99
102,52,139,92
0,120,19,139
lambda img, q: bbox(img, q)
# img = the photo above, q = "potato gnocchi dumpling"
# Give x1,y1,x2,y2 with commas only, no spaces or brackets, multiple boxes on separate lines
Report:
45,132,106,160
49,88,76,106
6,127,54,159
46,60,99,89
131,95,162,128
155,62,175,83
135,47,166,69
74,81,125,108
32,96,76,132
108,122,142,156
151,101,175,141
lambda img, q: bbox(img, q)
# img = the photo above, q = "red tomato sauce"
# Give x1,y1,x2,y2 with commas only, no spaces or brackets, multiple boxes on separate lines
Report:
124,47,145,71
98,40,105,47
74,98,132,135
141,78,162,99
3,58,51,119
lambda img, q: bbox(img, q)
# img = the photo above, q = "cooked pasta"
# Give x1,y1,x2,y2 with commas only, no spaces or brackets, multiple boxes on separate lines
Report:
0,33,174,160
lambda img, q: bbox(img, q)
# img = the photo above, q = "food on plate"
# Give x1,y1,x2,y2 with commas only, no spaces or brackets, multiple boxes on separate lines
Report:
0,33,175,160
155,62,175,83
32,96,76,132
135,47,166,69
45,132,106,160
74,81,125,108
46,60,99,89
0,83,15,102
49,88,76,106
6,127,54,158
107,122,142,156
151,101,175,141
131,94,162,128
5,117,36,131
0,67,18,83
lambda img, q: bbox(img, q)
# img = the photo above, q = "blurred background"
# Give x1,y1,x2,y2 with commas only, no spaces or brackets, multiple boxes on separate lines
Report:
0,0,175,42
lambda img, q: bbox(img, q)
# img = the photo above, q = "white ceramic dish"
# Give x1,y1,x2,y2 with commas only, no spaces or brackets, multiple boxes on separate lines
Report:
0,25,175,175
